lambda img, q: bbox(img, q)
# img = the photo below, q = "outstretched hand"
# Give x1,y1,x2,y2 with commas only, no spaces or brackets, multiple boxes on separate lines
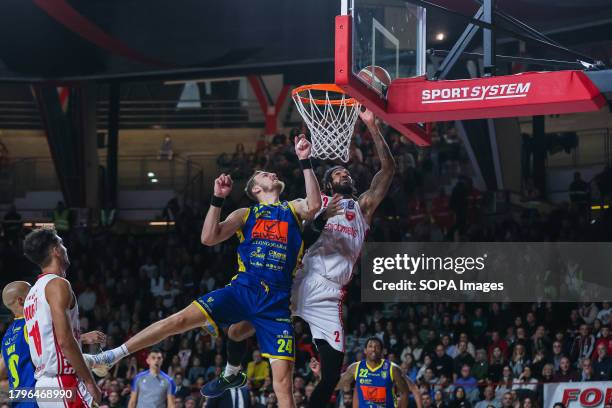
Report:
294,135,312,160
81,331,106,345
324,194,344,219
359,107,376,127
214,174,233,198
309,357,321,379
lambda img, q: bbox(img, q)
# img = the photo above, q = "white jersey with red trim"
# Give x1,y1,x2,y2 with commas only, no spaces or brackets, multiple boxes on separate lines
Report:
24,274,81,379
301,196,368,287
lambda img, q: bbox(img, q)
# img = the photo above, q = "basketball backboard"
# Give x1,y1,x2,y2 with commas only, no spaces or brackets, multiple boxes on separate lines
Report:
335,0,608,147
343,0,426,96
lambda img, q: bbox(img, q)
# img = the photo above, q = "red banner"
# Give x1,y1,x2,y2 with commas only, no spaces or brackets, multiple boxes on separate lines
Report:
386,70,606,122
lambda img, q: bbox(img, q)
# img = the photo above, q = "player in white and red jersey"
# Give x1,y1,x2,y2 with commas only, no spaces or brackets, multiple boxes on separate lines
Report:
23,228,104,407
226,109,395,406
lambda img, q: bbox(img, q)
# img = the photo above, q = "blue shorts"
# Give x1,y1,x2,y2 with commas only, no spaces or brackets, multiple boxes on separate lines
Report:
193,273,295,361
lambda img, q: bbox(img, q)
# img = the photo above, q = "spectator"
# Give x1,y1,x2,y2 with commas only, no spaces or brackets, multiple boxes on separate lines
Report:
454,342,475,375
422,392,433,408
432,344,454,379
521,397,537,408
417,354,434,381
597,302,612,325
474,386,500,408
187,357,207,385
450,387,471,408
129,349,176,408
471,349,489,383
550,341,565,372
500,393,514,408
206,387,250,408
159,135,174,160
540,364,554,383
570,324,595,365
470,308,487,341
488,346,506,383
579,303,599,326
530,326,549,358
106,390,126,408
184,396,197,408
592,343,612,380
509,344,530,378
78,285,97,313
246,350,270,390
150,269,165,297
495,366,514,400
205,354,225,380
140,256,159,279
401,354,418,383
173,373,190,399
553,357,577,382
512,366,537,392
578,358,596,381
488,331,509,360
454,365,478,403
433,390,448,408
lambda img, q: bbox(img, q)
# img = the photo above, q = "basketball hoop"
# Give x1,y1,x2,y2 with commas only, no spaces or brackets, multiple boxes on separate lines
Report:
292,84,360,162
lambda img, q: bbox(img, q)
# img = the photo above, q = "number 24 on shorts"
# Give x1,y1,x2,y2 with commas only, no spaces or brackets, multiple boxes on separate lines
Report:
276,339,293,353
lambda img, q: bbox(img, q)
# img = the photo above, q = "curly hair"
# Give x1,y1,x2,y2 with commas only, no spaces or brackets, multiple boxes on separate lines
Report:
23,227,61,268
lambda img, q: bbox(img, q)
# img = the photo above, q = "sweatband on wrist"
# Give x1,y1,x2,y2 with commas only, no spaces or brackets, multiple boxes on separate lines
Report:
211,195,225,208
299,158,313,170
312,214,327,232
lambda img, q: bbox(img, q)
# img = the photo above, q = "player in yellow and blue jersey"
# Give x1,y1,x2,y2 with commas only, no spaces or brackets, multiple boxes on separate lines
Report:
338,337,419,408
88,135,321,408
1,281,37,408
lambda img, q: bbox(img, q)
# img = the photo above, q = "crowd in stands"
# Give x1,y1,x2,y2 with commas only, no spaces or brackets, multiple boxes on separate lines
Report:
1,122,612,408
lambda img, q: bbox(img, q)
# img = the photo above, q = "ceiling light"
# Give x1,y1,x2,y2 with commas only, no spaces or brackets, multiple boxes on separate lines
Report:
435,32,445,41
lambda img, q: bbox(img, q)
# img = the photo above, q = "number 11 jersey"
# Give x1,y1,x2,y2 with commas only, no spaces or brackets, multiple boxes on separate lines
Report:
24,274,81,379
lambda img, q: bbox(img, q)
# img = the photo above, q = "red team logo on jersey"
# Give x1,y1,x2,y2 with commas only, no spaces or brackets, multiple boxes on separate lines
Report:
360,385,387,403
252,220,289,243
345,211,355,221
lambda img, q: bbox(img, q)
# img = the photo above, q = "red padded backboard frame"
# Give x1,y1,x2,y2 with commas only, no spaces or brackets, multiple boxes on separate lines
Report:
335,15,607,147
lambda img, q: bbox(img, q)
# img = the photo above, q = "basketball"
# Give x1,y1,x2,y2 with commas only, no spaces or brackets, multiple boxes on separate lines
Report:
357,65,392,95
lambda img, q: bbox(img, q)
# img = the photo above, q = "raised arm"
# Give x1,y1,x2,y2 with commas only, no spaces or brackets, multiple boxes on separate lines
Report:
302,194,343,246
358,110,396,222
201,174,248,246
337,362,358,390
46,278,101,403
406,377,422,408
290,135,322,221
392,364,411,408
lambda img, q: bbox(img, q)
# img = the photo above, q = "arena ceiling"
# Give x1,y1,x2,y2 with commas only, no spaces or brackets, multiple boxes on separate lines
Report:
0,0,611,83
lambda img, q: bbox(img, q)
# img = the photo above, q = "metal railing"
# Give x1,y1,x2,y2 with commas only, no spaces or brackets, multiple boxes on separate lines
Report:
1,154,219,204
0,97,302,130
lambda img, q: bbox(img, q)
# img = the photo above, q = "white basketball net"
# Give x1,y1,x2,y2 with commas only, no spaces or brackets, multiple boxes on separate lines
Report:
292,86,360,162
